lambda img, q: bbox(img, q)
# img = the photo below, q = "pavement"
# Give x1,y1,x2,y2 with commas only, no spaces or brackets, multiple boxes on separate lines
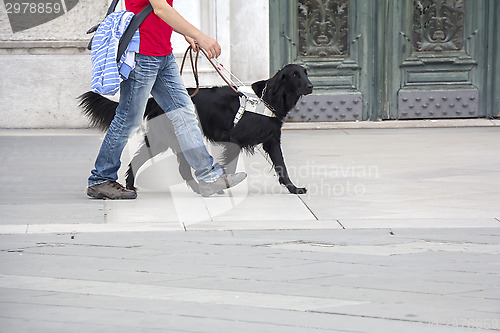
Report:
0,124,499,332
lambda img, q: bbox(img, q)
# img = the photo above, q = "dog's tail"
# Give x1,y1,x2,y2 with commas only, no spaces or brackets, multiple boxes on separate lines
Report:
78,91,119,132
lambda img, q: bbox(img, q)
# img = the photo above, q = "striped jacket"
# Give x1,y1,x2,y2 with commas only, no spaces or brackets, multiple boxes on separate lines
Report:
91,11,140,95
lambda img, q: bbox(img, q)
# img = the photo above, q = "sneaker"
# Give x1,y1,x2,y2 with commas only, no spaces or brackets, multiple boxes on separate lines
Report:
199,172,247,197
87,181,137,200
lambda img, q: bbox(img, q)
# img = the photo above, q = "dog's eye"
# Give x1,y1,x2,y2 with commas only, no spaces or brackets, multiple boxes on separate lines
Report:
293,72,298,78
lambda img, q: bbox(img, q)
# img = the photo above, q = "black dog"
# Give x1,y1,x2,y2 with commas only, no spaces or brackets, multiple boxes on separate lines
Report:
79,64,313,194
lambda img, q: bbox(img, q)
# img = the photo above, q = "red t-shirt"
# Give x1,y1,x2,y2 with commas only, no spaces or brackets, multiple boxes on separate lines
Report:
125,0,174,56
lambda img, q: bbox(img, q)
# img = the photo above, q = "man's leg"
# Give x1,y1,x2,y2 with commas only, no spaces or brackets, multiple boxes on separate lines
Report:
150,53,246,196
87,54,161,199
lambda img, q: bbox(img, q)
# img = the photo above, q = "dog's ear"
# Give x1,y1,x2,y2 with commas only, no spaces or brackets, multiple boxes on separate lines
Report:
251,80,267,96
266,71,287,96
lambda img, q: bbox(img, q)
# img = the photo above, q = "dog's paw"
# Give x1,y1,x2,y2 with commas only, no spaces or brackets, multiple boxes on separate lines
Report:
295,187,307,194
287,185,307,194
297,187,307,194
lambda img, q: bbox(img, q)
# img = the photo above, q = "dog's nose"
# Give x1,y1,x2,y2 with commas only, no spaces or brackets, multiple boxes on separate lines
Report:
305,84,313,94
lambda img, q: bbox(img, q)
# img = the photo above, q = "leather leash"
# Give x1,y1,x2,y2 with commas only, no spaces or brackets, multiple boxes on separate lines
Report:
179,45,277,126
180,45,238,97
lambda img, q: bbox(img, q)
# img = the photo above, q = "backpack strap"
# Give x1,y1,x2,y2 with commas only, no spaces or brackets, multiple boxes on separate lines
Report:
86,1,153,63
86,0,121,50
106,0,121,16
116,3,152,62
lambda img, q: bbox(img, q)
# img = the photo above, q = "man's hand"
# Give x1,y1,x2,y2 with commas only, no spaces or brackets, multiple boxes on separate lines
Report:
185,35,220,59
184,36,197,50
195,34,221,59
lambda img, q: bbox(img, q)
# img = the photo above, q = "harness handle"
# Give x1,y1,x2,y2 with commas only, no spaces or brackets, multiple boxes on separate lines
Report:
180,45,238,97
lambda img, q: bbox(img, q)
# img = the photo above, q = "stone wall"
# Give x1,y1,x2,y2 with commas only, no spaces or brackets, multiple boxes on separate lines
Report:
0,0,109,128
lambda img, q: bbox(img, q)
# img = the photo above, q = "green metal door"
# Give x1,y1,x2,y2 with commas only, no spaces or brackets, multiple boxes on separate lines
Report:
269,0,500,121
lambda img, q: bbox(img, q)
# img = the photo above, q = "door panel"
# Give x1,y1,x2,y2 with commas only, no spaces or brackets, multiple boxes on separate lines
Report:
394,0,486,120
270,0,377,121
269,0,498,121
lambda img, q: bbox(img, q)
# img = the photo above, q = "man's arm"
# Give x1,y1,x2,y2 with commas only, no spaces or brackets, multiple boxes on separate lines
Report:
149,0,221,58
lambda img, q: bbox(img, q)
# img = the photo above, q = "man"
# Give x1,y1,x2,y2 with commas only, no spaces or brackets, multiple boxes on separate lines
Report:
87,0,246,199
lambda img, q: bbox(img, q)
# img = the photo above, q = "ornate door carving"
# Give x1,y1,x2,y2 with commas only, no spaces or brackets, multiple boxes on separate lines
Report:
413,0,465,52
298,0,349,57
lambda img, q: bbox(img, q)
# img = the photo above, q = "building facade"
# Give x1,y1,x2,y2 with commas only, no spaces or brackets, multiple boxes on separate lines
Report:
0,0,269,128
0,0,498,127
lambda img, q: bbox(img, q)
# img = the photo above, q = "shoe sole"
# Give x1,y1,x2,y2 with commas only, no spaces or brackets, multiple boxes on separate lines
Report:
200,174,247,197
200,189,225,197
87,189,137,200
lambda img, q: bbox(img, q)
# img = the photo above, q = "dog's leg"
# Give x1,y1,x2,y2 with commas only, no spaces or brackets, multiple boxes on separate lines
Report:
175,151,200,194
220,142,241,175
125,135,156,190
263,139,307,194
126,116,170,190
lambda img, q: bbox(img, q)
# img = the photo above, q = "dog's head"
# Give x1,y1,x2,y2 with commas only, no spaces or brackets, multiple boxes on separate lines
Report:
276,64,313,96
252,64,313,98
250,64,313,119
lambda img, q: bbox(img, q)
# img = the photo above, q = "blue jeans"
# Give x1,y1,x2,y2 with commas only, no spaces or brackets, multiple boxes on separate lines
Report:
89,53,223,186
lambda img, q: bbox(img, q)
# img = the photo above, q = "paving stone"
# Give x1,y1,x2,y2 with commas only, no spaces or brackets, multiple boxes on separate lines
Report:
339,218,500,229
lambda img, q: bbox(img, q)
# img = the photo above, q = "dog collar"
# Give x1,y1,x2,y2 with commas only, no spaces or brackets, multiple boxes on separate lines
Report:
233,85,276,126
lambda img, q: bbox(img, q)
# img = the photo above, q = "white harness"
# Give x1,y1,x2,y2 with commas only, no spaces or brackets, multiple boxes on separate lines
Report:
233,85,276,126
